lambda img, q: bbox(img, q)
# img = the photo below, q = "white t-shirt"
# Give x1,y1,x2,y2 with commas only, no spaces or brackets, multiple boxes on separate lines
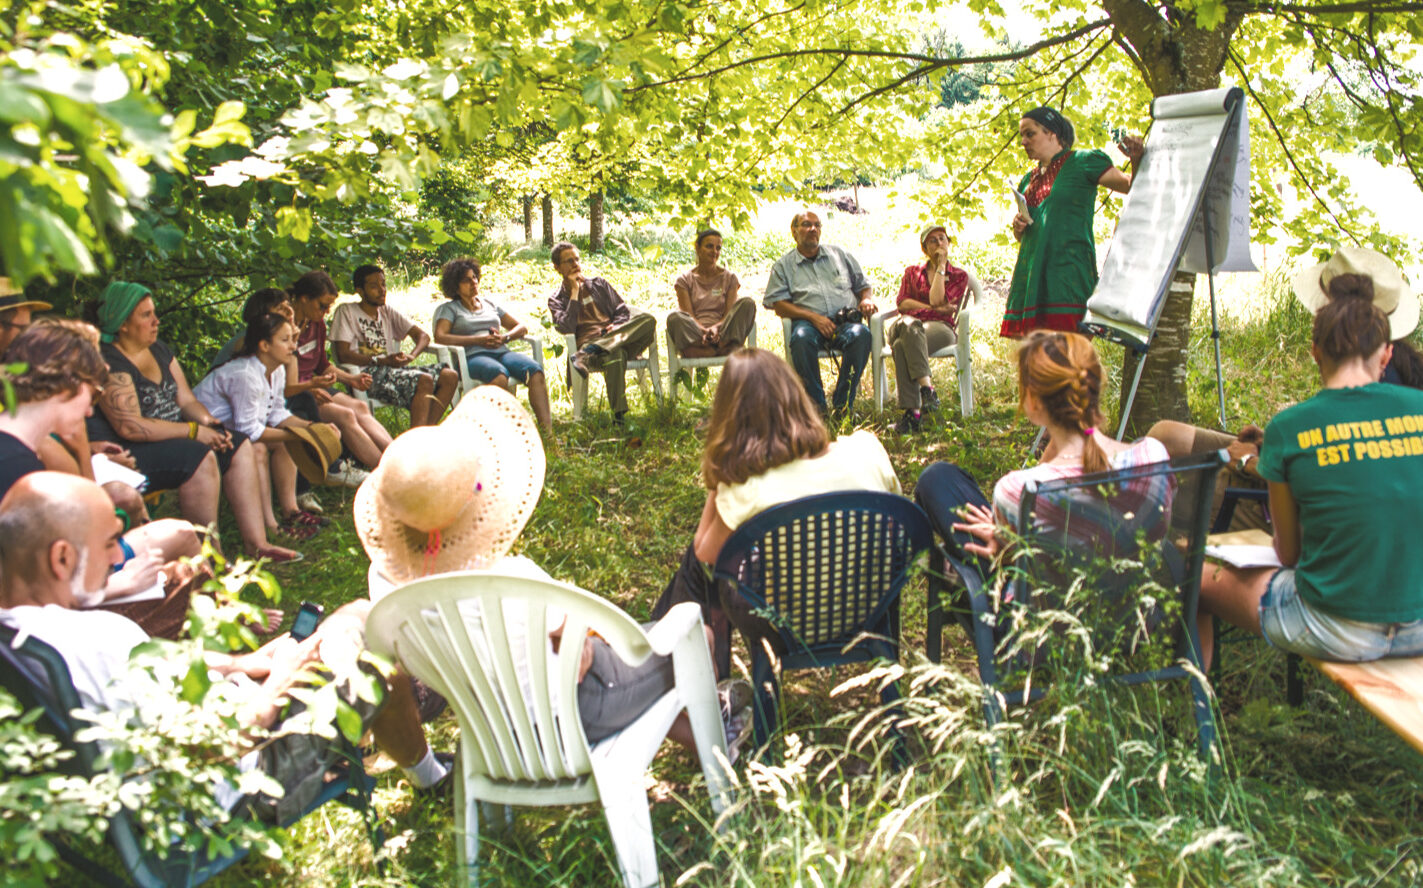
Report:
714,430,902,530
0,605,148,714
328,303,415,357
0,605,259,810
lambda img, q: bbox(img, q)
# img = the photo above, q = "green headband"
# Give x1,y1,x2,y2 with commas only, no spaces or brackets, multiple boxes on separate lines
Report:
96,282,152,343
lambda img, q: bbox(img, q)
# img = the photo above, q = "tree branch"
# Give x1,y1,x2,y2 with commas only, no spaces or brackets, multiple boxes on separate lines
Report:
1248,0,1423,13
629,19,1112,93
1227,48,1363,244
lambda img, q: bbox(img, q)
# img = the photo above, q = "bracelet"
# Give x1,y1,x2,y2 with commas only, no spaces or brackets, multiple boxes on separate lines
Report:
188,421,198,440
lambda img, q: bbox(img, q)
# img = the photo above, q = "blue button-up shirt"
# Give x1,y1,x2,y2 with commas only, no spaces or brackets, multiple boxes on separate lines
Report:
763,244,870,317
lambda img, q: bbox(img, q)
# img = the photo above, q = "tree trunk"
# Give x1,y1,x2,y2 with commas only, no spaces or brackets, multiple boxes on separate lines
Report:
1102,0,1247,430
541,194,554,247
589,190,605,251
521,195,533,243
1118,272,1196,436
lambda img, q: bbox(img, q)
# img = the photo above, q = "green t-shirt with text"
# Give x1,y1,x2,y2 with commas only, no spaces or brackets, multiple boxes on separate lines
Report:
1258,383,1423,622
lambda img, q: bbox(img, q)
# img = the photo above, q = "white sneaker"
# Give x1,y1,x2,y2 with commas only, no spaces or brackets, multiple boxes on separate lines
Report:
296,491,324,514
325,460,371,489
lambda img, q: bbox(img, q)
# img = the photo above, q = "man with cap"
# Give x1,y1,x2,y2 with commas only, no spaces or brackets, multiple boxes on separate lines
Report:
0,471,452,816
764,209,878,416
357,386,754,761
887,224,972,433
0,277,51,354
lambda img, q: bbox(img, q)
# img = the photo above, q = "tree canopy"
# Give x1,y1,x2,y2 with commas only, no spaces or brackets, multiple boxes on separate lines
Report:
4,0,1420,421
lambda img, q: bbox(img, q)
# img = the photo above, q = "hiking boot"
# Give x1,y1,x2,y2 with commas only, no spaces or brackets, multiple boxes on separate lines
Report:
920,386,941,413
894,409,923,435
717,679,755,764
570,349,592,379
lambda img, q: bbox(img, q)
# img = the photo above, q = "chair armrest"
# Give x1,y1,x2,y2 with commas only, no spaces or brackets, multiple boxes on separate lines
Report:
434,343,473,389
522,335,546,370
643,602,705,658
873,308,900,324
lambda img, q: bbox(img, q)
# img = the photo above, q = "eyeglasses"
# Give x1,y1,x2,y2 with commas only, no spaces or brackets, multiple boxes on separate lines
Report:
0,319,25,332
798,222,822,229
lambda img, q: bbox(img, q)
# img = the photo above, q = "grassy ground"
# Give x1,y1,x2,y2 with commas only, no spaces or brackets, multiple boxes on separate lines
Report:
200,197,1423,887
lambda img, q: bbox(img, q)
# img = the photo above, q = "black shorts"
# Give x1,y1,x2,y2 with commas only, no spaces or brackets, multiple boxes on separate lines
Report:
124,431,250,492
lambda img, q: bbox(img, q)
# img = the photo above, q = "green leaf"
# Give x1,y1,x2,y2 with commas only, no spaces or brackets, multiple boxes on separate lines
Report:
0,88,51,126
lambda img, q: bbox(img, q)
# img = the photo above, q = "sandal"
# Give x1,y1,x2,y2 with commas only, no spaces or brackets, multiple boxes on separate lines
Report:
275,519,319,542
283,509,331,528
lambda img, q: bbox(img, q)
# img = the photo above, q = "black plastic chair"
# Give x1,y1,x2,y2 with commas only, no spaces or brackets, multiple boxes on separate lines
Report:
927,450,1227,760
713,491,932,751
0,622,376,887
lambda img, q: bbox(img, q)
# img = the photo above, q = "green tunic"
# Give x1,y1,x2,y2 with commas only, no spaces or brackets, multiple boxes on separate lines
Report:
1002,148,1113,338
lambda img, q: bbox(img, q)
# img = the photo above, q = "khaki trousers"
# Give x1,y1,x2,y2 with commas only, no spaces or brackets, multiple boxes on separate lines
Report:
887,316,957,409
580,311,657,413
1146,420,1268,532
665,298,758,355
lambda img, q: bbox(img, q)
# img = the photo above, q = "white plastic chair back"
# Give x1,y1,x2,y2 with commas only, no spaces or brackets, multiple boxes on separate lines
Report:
870,271,980,417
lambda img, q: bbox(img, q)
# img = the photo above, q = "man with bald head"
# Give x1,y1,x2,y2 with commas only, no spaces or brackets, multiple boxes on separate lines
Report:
0,472,452,814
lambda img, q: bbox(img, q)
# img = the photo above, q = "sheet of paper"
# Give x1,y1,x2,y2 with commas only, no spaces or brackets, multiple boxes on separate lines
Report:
1012,188,1032,225
1203,544,1281,569
92,453,148,491
96,580,166,607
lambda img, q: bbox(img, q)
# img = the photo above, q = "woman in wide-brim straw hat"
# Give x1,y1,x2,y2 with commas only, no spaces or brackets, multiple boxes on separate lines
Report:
356,386,755,758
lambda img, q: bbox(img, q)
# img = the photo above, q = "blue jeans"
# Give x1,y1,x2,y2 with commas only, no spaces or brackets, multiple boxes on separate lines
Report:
465,350,541,385
1260,568,1423,662
787,319,871,411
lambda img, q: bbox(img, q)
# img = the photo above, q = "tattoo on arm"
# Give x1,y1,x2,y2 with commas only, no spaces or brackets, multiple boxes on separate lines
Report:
98,372,159,441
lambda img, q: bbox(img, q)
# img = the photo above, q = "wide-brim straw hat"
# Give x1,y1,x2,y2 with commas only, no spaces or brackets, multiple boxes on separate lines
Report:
355,386,545,584
1292,245,1419,340
284,424,342,486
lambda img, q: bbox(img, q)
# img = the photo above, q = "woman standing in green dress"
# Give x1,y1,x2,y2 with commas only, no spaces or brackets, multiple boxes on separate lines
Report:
1002,107,1143,338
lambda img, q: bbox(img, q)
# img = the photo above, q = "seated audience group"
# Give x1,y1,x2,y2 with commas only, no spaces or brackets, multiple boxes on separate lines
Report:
2,230,1421,868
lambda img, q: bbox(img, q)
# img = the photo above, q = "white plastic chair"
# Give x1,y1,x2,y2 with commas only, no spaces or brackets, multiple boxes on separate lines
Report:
434,337,546,408
664,320,757,403
563,333,664,420
870,271,980,417
366,571,733,888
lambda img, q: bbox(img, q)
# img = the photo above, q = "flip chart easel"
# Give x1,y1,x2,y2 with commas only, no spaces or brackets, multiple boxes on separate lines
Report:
1080,86,1256,438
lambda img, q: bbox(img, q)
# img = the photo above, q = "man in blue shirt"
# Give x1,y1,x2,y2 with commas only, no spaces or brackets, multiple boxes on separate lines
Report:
764,211,878,414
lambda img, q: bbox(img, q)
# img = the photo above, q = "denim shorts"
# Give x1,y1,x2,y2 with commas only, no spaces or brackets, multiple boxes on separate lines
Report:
1259,569,1423,662
466,350,541,385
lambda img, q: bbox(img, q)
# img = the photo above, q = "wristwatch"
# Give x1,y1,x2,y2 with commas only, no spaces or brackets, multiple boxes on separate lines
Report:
1238,453,1257,474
